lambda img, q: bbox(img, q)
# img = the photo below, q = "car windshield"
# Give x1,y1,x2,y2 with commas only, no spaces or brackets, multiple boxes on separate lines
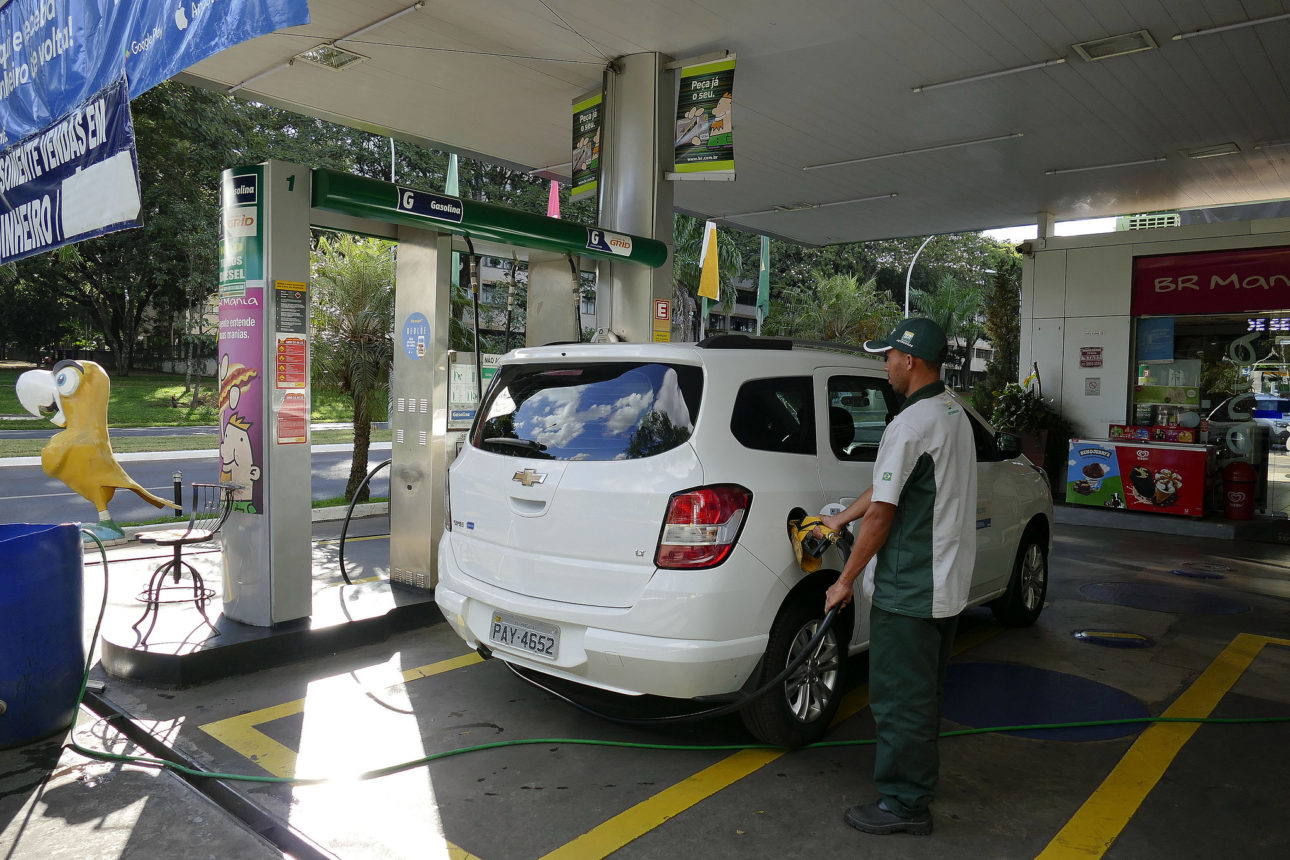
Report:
473,361,703,461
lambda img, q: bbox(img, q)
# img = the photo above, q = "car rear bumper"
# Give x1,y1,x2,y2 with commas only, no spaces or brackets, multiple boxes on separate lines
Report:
434,573,770,700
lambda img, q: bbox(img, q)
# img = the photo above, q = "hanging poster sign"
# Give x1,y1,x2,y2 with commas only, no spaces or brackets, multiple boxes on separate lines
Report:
674,56,735,176
0,0,310,148
571,90,601,199
0,75,139,265
1136,317,1174,363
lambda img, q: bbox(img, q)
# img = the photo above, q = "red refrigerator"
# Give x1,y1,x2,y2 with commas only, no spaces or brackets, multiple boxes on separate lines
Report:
1066,438,1211,517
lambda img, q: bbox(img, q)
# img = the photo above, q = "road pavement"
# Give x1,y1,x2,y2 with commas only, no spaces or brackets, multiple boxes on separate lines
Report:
0,443,391,525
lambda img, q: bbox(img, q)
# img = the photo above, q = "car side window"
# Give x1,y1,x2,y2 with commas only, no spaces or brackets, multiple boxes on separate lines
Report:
826,375,900,462
731,376,815,454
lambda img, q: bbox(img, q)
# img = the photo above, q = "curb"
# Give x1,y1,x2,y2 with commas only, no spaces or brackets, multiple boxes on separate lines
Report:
119,502,389,539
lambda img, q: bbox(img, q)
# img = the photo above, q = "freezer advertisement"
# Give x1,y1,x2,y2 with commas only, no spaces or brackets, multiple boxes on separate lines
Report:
1067,439,1208,517
1066,441,1125,510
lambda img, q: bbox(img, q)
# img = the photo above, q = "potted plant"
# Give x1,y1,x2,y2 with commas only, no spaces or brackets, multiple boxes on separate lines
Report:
990,379,1072,487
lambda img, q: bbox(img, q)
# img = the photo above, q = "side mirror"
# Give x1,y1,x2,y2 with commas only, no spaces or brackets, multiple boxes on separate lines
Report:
996,431,1023,459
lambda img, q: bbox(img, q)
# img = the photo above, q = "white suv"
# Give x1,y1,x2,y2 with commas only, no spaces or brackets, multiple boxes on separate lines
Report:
435,336,1052,746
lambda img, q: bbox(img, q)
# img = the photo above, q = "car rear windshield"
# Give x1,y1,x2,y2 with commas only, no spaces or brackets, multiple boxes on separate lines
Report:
472,362,703,460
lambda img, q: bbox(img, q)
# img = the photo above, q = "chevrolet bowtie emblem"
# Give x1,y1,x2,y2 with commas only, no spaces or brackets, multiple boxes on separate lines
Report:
512,468,547,487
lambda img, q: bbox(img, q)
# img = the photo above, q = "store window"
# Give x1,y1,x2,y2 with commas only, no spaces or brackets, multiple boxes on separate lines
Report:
1129,246,1290,518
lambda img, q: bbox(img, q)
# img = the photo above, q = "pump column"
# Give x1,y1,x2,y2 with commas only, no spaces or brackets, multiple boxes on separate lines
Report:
217,160,313,626
389,226,453,589
597,52,675,342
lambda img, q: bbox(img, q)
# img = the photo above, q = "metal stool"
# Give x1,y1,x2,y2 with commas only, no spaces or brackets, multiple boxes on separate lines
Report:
132,482,238,645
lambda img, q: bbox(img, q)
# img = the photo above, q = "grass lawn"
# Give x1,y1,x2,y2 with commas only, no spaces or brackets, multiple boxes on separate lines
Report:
0,427,391,458
1,366,386,432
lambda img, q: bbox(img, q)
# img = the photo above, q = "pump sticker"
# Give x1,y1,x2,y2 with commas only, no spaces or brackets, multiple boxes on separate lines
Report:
396,186,464,223
587,228,632,256
402,312,430,360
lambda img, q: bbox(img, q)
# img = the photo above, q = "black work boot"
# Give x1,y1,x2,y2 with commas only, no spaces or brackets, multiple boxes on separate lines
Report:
843,800,933,835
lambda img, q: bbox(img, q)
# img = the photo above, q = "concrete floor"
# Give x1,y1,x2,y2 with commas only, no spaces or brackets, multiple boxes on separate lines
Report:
3,515,1289,859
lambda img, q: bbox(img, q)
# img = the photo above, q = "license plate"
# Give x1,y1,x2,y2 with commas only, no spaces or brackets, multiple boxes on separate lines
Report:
489,611,559,660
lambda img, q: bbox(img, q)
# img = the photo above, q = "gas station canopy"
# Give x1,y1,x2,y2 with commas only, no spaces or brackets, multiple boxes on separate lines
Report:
178,1,1290,246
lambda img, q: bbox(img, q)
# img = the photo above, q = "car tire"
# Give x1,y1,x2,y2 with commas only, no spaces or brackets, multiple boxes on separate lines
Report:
990,528,1048,627
739,592,846,747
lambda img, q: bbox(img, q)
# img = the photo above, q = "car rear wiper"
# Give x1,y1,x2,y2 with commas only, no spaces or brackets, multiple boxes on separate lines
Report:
481,436,550,456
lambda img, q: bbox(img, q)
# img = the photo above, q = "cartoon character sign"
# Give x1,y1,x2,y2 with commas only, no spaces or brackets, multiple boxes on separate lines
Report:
218,352,261,511
219,414,262,509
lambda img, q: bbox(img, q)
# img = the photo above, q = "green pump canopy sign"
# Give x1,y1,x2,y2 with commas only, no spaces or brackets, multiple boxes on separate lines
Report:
312,169,667,268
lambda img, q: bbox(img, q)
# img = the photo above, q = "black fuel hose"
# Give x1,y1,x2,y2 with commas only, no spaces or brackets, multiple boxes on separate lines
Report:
502,605,840,726
338,458,392,584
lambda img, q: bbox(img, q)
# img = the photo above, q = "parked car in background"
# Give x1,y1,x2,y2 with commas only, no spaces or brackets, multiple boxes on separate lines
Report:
435,336,1053,746
1207,392,1290,451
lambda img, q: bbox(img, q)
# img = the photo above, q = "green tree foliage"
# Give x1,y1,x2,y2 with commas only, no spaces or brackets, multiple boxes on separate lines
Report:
310,233,396,502
911,273,985,373
979,252,1023,411
764,272,901,346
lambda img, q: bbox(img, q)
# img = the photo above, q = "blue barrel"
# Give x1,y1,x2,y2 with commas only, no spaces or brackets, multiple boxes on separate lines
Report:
0,523,85,748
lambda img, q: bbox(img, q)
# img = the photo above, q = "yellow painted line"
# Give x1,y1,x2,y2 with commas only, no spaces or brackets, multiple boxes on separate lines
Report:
539,749,784,860
1037,634,1290,859
542,619,1005,860
198,652,483,777
200,699,304,777
402,652,482,682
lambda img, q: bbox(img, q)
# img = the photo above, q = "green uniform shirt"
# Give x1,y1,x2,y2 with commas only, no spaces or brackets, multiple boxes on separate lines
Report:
866,381,978,618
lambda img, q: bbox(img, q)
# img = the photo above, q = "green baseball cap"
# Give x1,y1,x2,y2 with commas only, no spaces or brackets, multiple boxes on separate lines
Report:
864,317,949,363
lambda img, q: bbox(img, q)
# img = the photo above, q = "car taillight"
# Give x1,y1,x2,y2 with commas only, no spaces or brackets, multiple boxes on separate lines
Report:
655,484,752,569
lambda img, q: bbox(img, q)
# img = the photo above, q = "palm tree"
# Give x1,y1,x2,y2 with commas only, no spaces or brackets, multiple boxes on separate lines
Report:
311,233,396,502
764,272,901,346
671,214,743,341
911,274,984,379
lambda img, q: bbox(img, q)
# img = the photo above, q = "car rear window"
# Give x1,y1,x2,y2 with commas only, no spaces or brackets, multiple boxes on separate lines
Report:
473,362,703,460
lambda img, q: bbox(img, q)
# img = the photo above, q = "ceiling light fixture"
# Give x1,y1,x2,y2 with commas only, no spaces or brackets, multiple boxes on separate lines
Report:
229,1,425,93
722,192,897,219
1044,155,1166,176
912,58,1065,93
1179,142,1241,159
803,132,1022,171
295,44,369,71
1071,29,1158,61
1173,11,1290,41
1254,139,1290,151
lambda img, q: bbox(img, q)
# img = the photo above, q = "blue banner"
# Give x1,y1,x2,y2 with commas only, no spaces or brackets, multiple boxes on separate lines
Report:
0,75,138,264
0,0,310,148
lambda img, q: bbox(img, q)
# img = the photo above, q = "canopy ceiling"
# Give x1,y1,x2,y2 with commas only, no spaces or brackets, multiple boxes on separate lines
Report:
178,0,1290,246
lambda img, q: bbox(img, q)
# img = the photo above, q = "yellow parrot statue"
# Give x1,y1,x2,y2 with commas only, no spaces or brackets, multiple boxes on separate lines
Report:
16,360,179,541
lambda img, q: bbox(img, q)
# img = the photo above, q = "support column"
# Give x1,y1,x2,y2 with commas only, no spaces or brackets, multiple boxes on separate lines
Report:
597,52,675,342
526,252,581,346
389,226,453,589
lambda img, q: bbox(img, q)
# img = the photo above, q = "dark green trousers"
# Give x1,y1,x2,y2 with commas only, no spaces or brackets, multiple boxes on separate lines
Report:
868,605,958,817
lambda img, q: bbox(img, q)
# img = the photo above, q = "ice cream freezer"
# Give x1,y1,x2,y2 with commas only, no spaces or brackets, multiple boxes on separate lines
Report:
1065,438,1213,517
